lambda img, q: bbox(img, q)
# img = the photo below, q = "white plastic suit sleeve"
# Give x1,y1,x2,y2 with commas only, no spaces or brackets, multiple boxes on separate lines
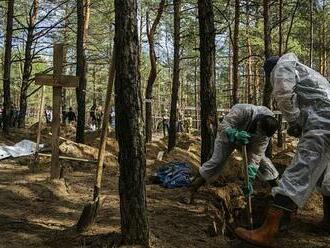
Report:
219,105,246,131
271,54,300,124
247,135,270,166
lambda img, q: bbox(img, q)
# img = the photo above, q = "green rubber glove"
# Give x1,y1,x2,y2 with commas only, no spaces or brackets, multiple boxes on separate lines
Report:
236,131,251,145
225,127,251,145
243,163,258,197
225,127,238,143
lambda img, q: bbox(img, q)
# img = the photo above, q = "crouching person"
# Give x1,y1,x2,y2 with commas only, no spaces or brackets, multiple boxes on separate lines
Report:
190,103,280,202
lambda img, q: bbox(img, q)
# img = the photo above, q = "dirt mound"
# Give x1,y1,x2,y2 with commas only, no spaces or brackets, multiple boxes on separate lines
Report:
84,130,119,155
161,147,200,172
174,133,201,150
146,140,167,160
29,122,77,140
59,140,118,168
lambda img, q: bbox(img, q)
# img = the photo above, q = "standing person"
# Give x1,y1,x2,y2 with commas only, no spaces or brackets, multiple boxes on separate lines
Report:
162,113,169,137
65,107,77,125
44,106,52,124
96,105,103,129
110,108,115,128
89,104,97,130
62,106,67,124
189,104,280,202
11,104,19,127
235,53,330,247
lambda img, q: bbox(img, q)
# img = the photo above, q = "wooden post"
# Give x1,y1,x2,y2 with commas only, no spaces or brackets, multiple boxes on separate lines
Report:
35,44,79,180
36,85,45,152
51,44,64,179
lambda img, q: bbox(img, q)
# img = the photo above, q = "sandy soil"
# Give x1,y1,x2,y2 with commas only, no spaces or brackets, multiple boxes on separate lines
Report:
0,129,329,248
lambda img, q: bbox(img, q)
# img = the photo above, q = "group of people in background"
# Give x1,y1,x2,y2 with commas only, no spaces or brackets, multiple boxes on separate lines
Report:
44,106,77,125
161,112,193,137
0,103,20,128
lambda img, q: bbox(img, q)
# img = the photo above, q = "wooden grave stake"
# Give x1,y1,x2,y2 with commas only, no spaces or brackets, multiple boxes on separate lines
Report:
35,44,79,179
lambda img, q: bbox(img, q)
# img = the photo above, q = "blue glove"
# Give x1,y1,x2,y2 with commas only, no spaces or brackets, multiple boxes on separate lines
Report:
225,127,251,145
243,163,258,197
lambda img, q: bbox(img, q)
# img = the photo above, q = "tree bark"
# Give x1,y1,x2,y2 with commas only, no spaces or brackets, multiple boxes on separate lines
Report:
114,0,149,246
198,0,218,164
246,2,252,103
232,0,240,105
19,0,38,127
309,0,314,68
76,0,90,143
2,0,15,134
145,0,166,143
263,0,273,158
262,0,272,109
168,0,182,151
278,0,283,56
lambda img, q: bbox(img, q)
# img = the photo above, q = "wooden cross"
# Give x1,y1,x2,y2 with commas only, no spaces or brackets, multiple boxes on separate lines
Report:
35,44,79,179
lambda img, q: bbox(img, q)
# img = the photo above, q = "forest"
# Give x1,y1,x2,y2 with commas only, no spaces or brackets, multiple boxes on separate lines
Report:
0,0,330,247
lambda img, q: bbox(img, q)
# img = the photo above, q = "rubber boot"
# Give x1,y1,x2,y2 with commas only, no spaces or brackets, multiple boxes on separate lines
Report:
235,207,284,247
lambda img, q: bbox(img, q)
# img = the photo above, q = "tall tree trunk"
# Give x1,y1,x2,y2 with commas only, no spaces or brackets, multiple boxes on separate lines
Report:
246,2,252,103
232,0,240,104
168,0,182,151
76,0,90,143
278,0,283,56
198,0,218,164
114,0,149,246
62,3,70,121
228,34,232,107
19,0,38,127
2,0,15,134
309,0,313,68
321,2,326,76
194,54,199,129
262,0,272,108
263,0,273,157
145,0,166,142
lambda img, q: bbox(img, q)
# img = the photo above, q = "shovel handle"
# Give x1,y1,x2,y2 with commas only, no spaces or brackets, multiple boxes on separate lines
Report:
242,145,253,229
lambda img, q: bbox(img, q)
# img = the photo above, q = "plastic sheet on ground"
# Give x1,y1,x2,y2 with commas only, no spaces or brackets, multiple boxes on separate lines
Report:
154,161,192,188
0,140,44,160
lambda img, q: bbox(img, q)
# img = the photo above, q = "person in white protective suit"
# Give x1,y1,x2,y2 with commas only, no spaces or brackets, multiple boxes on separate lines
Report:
236,53,330,247
189,103,280,202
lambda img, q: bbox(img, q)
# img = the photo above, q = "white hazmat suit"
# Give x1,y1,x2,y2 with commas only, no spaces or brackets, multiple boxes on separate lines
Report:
271,53,330,208
199,104,279,184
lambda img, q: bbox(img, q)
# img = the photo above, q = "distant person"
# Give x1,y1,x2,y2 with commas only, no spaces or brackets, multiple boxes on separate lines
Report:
65,107,76,125
162,114,169,137
10,104,19,127
184,115,193,133
110,109,115,128
96,106,103,129
44,106,53,124
89,104,97,130
62,107,67,124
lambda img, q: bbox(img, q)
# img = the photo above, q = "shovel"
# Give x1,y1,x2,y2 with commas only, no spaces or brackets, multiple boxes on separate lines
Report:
242,144,253,229
76,46,116,232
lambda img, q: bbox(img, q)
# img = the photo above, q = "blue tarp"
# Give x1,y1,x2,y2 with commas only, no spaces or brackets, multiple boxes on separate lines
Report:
154,162,192,188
